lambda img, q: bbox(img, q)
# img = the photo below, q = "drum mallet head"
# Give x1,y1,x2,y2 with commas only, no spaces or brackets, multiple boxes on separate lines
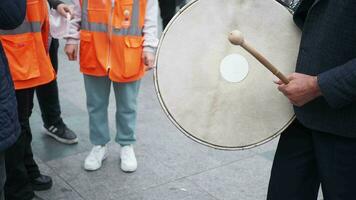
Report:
228,30,290,84
228,30,244,45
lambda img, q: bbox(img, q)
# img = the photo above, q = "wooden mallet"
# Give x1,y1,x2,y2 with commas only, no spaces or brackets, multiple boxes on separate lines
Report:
228,30,290,84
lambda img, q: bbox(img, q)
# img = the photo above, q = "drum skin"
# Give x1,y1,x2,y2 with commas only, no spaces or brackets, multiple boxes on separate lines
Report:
154,0,301,150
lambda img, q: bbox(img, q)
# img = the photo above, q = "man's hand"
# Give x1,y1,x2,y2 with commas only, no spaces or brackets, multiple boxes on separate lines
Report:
142,51,155,71
65,44,78,61
275,73,322,107
56,4,73,18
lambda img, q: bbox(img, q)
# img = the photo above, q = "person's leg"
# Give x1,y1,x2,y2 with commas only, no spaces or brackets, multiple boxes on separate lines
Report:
18,89,52,191
4,89,35,200
83,75,112,145
23,136,40,181
113,80,140,172
49,38,59,73
158,0,177,28
5,133,34,200
0,151,5,200
19,89,40,179
113,80,141,146
83,75,111,171
36,39,77,144
313,131,356,200
36,39,61,126
267,120,320,200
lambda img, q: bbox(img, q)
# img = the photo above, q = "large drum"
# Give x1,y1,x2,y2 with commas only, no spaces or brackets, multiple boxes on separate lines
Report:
154,0,301,150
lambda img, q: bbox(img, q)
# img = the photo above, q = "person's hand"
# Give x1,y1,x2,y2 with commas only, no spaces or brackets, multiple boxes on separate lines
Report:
56,4,73,18
64,44,78,61
142,51,155,71
274,72,322,107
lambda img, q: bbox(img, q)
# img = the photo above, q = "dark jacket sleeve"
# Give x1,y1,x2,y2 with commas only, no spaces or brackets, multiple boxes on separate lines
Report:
318,59,356,108
48,0,64,9
0,0,26,29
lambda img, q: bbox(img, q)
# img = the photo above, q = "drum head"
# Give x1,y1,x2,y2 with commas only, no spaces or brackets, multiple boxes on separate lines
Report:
154,0,301,150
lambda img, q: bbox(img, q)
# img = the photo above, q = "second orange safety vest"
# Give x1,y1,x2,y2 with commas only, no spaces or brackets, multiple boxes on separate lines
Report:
0,0,55,90
80,0,147,82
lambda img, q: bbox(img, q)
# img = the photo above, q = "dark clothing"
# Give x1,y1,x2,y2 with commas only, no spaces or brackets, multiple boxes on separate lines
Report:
48,0,63,9
158,0,185,28
0,0,26,29
268,0,356,199
0,0,26,151
158,0,176,28
4,89,39,200
36,39,64,126
267,120,356,200
0,46,20,152
0,152,5,200
293,0,356,138
49,39,59,71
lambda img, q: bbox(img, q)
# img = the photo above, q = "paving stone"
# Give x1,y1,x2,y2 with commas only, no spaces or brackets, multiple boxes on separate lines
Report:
34,158,84,200
188,154,324,200
188,155,273,200
318,190,324,200
46,144,182,200
259,150,276,162
122,178,217,200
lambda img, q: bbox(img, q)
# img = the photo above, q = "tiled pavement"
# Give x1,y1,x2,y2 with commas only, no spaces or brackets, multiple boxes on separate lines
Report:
28,2,324,199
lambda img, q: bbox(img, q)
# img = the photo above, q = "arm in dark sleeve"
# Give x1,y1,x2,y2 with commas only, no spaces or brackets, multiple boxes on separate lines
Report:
318,58,356,108
0,0,26,29
48,0,64,10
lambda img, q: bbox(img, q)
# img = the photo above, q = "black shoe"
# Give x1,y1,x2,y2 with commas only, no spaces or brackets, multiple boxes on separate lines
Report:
44,123,78,144
31,174,53,191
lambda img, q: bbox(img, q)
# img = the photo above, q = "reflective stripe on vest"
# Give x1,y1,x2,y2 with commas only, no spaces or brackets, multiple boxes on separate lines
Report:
81,0,143,36
0,21,42,35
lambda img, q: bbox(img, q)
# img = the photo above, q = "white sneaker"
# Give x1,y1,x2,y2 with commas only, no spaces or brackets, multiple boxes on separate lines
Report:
120,145,137,172
84,145,108,171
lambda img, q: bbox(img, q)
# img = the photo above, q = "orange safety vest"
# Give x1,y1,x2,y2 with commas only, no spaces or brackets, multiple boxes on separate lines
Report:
80,0,147,82
0,0,55,90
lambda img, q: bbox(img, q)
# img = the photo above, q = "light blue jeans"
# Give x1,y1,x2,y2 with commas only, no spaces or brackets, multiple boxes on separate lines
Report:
83,75,141,146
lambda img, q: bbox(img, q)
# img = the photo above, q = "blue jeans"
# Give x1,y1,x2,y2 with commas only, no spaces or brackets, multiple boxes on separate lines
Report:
83,75,141,146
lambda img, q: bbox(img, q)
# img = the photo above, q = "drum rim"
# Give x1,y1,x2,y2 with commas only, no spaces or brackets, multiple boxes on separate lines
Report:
153,0,296,151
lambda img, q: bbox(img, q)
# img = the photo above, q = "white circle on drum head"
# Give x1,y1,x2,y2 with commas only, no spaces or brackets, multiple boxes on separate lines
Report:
220,54,249,83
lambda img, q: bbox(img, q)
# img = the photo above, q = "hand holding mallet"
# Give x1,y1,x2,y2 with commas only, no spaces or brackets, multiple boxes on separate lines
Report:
228,30,290,84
